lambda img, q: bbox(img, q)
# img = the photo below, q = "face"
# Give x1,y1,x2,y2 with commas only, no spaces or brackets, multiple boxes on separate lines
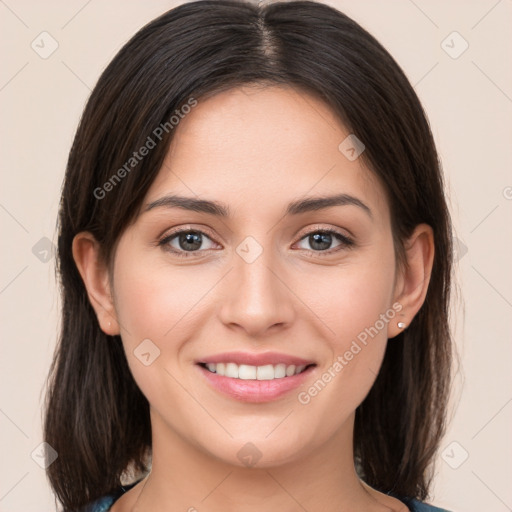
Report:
110,85,402,467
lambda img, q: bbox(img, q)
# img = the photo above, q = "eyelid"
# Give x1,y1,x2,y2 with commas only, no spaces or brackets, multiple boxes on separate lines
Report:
158,224,218,242
298,224,353,240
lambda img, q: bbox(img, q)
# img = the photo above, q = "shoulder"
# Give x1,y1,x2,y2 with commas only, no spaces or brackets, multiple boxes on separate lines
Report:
79,495,116,512
404,497,453,512
79,481,141,512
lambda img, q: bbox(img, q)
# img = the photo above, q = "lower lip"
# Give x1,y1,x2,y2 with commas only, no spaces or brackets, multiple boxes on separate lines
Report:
197,364,316,403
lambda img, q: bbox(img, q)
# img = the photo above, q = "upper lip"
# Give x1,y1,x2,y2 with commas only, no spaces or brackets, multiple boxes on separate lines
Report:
197,351,316,367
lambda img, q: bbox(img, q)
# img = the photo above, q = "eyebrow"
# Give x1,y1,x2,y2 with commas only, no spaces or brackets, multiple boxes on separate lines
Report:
144,193,373,219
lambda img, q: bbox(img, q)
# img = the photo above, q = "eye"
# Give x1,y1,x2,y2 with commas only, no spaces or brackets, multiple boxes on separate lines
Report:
158,226,355,259
158,229,219,258
294,228,354,255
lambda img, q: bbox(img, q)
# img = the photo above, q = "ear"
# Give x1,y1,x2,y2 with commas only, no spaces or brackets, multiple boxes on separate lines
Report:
388,223,435,339
72,231,120,336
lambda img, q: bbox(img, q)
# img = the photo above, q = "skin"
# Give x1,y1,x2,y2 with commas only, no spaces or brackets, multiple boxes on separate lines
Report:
73,85,434,512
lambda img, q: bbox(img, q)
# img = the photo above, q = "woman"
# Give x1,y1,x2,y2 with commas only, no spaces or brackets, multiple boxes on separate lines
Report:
44,1,455,511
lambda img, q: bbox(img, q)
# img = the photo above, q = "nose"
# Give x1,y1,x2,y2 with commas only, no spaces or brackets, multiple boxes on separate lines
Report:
218,244,296,337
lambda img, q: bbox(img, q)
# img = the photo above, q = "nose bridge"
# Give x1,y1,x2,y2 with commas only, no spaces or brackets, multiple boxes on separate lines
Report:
218,234,294,334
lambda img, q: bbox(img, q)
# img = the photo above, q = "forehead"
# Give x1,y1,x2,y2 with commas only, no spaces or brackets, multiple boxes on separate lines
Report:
144,85,389,224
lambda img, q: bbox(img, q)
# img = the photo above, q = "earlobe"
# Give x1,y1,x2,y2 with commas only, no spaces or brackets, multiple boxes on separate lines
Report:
71,232,120,336
388,223,435,339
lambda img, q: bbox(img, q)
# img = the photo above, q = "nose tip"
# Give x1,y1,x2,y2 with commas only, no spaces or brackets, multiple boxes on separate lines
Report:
217,250,295,336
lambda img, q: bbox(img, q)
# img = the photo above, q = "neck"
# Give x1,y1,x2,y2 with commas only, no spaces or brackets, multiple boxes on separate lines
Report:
129,409,399,512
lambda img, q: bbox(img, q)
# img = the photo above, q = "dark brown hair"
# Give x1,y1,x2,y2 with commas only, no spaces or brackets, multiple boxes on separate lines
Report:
44,1,454,510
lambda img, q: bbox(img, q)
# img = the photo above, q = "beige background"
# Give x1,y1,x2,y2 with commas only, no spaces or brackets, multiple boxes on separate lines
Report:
1,1,511,511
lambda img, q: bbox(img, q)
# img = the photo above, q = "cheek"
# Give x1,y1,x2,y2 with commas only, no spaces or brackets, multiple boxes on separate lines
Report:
113,258,217,347
112,257,223,399
295,254,396,350
291,250,396,408
111,257,208,408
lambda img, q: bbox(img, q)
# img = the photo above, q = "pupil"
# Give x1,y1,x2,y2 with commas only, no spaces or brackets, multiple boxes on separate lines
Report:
180,232,202,251
310,232,331,251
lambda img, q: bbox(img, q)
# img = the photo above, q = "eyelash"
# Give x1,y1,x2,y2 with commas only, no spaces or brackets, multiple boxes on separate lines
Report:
158,226,355,259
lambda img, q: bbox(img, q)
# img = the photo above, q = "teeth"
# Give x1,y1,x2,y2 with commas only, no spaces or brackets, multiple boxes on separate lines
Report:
225,362,239,378
239,364,257,379
274,364,286,379
202,362,309,380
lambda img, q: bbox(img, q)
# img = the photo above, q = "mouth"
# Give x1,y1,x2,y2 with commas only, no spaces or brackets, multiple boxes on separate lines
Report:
197,361,315,380
195,357,317,403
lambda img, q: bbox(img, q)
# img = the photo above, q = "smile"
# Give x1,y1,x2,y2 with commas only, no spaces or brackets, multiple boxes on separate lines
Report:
196,360,317,403
199,362,311,380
